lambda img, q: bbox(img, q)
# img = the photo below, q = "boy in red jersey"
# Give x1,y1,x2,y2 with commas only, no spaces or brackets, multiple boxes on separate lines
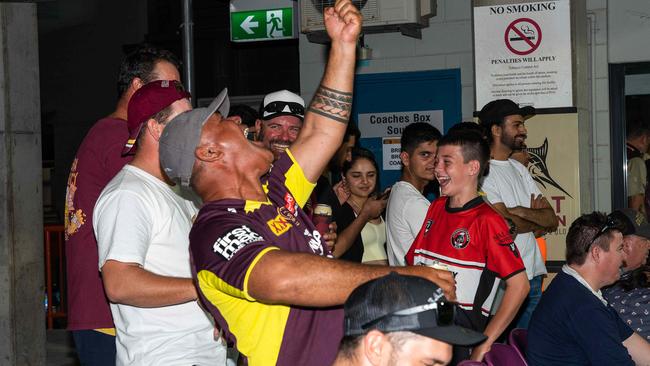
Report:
406,131,529,362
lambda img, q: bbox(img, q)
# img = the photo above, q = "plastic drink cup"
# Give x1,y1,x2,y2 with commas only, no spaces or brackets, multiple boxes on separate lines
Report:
313,204,333,237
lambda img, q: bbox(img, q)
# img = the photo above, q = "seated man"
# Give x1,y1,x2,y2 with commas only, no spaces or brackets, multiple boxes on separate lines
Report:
528,212,650,365
333,273,486,366
406,131,529,362
603,209,650,341
157,2,454,365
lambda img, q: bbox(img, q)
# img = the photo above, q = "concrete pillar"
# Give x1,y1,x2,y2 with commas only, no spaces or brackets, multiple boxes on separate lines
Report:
0,3,45,365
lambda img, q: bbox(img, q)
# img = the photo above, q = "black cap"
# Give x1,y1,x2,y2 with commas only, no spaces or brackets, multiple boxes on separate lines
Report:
610,209,650,239
478,99,536,129
343,272,487,347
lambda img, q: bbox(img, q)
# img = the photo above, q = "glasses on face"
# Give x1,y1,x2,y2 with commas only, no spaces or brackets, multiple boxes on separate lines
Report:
585,215,619,253
263,101,304,116
361,299,455,331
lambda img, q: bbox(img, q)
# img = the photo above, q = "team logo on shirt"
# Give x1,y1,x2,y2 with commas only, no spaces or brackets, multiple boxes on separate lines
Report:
450,228,471,249
284,193,297,215
267,214,293,236
213,225,263,260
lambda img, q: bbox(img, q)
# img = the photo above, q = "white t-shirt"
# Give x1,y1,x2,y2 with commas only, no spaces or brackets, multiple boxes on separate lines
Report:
481,159,547,280
94,165,226,366
385,181,431,266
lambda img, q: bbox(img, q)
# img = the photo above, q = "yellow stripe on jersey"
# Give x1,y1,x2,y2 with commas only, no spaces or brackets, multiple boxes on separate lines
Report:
94,328,116,336
284,150,316,208
197,248,289,365
244,199,272,214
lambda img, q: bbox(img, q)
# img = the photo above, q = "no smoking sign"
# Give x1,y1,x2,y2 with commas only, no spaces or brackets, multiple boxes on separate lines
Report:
504,18,542,55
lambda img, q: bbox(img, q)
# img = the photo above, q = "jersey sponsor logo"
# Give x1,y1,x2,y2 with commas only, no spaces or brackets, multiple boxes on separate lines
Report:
450,228,471,249
284,193,297,215
267,214,293,236
494,232,520,258
303,228,324,256
277,206,299,226
425,219,433,235
213,225,263,260
227,208,237,213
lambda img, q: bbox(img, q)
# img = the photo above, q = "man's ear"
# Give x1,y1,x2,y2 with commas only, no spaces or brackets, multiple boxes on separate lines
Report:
400,151,410,167
131,77,145,91
255,119,263,141
491,123,502,138
362,330,390,365
195,144,223,163
146,119,164,140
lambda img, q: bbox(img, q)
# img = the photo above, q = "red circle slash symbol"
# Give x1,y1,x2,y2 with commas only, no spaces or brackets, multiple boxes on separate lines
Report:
504,18,542,56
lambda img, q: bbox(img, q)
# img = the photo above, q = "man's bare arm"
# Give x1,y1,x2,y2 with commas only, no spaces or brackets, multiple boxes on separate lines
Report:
507,195,558,232
470,271,529,361
290,0,361,182
491,202,543,234
623,332,650,365
102,260,197,307
247,250,457,306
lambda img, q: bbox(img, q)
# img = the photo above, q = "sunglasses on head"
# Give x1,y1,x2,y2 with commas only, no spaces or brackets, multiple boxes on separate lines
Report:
263,101,304,116
585,214,619,253
361,299,455,331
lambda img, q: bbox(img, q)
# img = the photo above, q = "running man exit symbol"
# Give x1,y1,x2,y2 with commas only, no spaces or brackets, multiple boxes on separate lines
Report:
230,7,294,42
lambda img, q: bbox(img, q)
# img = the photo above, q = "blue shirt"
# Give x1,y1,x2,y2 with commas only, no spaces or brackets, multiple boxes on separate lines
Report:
603,275,650,342
528,271,634,365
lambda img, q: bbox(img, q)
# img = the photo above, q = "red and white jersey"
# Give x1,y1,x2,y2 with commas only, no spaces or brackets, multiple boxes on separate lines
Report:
406,196,525,331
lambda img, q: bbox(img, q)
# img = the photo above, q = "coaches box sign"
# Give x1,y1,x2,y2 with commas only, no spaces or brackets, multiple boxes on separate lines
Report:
358,110,443,138
473,0,573,109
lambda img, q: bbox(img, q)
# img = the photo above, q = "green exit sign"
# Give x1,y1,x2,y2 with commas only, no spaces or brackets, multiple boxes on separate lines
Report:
230,8,294,42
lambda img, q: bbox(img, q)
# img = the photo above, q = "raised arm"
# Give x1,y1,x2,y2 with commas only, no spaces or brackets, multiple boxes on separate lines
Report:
289,0,361,182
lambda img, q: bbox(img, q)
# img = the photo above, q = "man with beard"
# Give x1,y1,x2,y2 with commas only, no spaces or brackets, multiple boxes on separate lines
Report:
478,99,558,329
256,89,305,160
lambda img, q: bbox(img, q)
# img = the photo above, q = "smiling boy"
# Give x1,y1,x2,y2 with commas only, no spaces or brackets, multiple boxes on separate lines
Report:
406,131,529,362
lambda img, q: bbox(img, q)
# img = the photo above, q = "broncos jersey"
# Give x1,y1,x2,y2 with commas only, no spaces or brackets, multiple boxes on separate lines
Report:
189,151,342,366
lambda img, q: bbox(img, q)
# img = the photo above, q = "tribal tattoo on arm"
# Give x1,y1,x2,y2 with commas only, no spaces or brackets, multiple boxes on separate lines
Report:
308,85,353,124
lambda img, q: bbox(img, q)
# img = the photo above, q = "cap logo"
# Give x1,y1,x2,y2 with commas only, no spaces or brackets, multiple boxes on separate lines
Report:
634,211,645,227
161,80,170,87
450,228,470,249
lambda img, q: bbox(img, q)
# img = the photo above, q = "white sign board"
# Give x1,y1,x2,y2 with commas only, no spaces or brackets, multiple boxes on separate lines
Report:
382,138,402,171
473,1,572,109
358,110,444,139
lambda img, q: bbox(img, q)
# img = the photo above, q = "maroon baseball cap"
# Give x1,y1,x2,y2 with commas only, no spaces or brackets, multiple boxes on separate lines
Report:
123,80,191,155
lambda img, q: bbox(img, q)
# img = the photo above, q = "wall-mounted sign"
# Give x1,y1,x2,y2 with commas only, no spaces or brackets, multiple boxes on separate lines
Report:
382,138,402,171
231,7,294,42
473,1,572,109
357,110,443,138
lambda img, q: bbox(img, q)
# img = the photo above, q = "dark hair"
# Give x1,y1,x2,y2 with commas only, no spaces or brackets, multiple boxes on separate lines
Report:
228,104,259,127
447,121,484,136
565,212,619,265
336,331,418,360
116,45,181,98
341,148,380,195
400,122,442,154
344,122,361,144
337,335,363,359
626,119,650,140
437,131,491,178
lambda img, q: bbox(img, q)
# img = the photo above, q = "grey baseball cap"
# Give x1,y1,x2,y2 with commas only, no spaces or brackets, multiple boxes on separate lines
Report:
610,208,650,240
159,88,230,187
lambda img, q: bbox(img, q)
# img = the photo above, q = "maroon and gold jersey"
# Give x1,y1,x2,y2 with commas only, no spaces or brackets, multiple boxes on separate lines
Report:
406,196,525,332
189,151,342,366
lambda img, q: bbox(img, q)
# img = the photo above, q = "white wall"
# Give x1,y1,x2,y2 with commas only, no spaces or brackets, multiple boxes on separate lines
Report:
299,0,476,120
586,0,611,211
299,0,648,212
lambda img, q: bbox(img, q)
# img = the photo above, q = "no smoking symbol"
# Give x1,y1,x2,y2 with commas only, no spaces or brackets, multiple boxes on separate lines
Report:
504,18,542,55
